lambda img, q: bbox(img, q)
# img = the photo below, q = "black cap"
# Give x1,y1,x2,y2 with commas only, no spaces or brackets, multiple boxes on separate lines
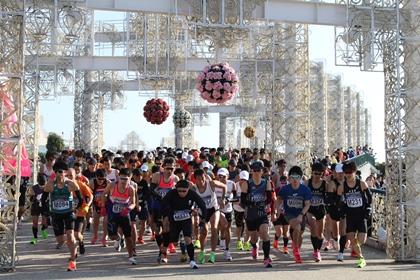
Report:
250,160,264,170
228,159,237,166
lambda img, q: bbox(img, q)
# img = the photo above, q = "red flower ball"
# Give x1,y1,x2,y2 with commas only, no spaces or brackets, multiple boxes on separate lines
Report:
143,98,170,125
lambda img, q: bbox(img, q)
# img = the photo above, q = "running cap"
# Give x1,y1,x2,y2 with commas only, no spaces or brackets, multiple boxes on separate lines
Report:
201,161,210,169
335,163,344,173
140,164,148,172
217,168,229,177
186,155,194,162
239,170,249,181
182,152,189,160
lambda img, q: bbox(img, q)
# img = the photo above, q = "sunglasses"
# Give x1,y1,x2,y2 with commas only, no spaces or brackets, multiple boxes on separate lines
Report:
57,170,65,174
290,175,302,180
165,167,174,171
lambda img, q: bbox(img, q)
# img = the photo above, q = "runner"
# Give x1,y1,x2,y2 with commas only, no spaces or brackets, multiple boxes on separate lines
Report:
272,175,290,254
276,165,312,264
102,168,138,265
305,162,327,262
160,180,207,269
239,161,273,268
28,172,49,244
337,161,371,268
193,168,226,264
233,170,250,251
90,169,110,246
131,167,150,245
44,161,83,271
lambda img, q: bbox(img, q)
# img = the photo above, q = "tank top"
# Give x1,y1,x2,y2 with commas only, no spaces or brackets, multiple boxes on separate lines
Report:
343,179,365,214
155,173,175,200
108,184,130,217
216,180,234,213
106,169,118,183
308,179,326,207
195,180,218,210
50,182,73,214
93,179,108,207
246,178,267,220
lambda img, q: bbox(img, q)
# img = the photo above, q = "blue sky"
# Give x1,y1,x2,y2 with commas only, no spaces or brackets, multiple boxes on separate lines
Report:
39,11,385,161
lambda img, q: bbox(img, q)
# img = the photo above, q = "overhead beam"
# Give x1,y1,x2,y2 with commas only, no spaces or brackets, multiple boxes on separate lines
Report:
184,104,266,115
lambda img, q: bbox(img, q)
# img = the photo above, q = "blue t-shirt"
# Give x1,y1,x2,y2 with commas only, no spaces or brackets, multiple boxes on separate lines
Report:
278,183,312,218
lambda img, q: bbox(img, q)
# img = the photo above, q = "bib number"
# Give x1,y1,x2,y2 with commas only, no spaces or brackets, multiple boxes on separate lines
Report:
311,196,323,207
346,196,363,208
112,203,125,214
173,210,191,221
287,198,303,208
204,196,212,208
52,199,70,211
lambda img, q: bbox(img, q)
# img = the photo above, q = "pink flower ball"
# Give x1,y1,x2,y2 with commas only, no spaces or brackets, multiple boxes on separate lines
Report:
213,91,222,99
213,71,222,80
223,82,231,92
205,81,213,91
213,81,223,91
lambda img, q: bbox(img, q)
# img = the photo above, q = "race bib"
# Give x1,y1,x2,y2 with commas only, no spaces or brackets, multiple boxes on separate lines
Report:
157,188,170,199
203,196,213,208
173,210,191,221
287,198,303,208
52,199,70,211
112,203,125,214
311,196,324,207
346,195,363,208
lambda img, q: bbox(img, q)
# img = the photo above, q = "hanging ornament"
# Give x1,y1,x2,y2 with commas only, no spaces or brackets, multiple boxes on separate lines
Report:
173,108,191,128
195,62,239,104
244,126,256,138
143,98,170,125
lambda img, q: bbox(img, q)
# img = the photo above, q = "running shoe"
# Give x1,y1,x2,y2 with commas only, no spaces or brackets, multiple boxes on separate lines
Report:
198,251,206,264
273,239,279,249
137,238,145,245
190,260,199,269
128,257,138,265
160,253,168,264
315,250,322,262
208,252,216,264
120,237,126,248
168,242,176,254
224,249,233,261
91,235,97,245
251,246,259,260
219,239,226,250
30,237,37,245
101,237,107,247
180,253,188,263
114,239,121,252
283,246,289,254
56,243,64,249
357,257,366,268
337,252,344,262
293,247,302,264
236,240,244,251
264,258,273,268
351,250,358,258
243,241,252,251
41,229,48,239
194,240,201,249
67,260,76,271
79,241,85,255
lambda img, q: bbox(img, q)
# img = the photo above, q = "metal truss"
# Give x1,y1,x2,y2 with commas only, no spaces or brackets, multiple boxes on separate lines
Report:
0,0,25,270
309,62,328,158
326,75,345,152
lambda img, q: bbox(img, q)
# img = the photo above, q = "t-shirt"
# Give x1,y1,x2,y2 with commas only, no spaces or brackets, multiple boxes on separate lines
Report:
278,184,312,218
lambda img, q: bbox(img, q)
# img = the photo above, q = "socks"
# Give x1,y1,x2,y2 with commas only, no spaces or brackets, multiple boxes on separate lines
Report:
339,236,347,253
283,237,289,247
251,242,257,249
310,236,317,251
41,224,47,231
155,234,163,247
187,243,195,261
317,238,324,251
262,241,270,259
32,226,38,239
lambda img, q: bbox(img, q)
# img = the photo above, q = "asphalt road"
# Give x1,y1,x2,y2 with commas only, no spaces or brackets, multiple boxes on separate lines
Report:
2,222,419,280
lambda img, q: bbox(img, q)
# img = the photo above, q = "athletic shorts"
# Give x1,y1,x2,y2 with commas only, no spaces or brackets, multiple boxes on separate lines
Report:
19,185,27,207
234,210,245,228
51,212,75,236
284,213,306,232
329,206,345,221
170,219,193,242
93,205,107,216
346,215,367,233
273,214,288,226
74,216,85,233
30,204,42,217
308,206,326,221
246,216,269,232
107,215,132,238
221,211,232,224
205,207,217,223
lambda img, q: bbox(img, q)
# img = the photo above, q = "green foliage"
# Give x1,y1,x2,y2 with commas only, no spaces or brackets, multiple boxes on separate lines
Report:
46,132,65,153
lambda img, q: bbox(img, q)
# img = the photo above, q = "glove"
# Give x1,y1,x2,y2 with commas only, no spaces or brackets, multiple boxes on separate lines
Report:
365,207,372,219
120,208,130,216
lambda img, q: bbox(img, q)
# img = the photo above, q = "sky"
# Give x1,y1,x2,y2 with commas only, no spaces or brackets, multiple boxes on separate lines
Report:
39,10,386,162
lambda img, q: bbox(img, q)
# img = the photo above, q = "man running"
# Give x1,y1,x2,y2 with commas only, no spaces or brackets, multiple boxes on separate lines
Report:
276,165,312,264
161,180,207,269
90,169,110,246
272,175,290,254
240,161,273,268
28,173,49,244
44,161,83,271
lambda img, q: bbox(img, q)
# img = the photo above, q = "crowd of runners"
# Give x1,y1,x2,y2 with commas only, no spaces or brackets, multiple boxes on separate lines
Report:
24,147,373,271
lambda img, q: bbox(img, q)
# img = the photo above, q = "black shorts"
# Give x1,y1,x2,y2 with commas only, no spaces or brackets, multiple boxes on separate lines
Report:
107,215,132,238
30,204,42,217
205,207,217,223
19,186,27,207
273,214,288,226
74,216,85,233
52,212,75,236
284,213,306,232
130,207,149,222
234,210,245,228
346,215,367,234
329,206,345,221
246,216,269,232
221,211,232,224
308,207,326,221
170,219,193,241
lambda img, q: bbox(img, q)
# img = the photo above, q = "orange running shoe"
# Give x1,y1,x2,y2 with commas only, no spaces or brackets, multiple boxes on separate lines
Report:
67,260,76,271
283,246,289,254
137,238,145,245
168,243,176,254
273,239,279,249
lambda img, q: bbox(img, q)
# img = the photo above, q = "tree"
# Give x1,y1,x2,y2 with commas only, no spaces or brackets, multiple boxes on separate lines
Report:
46,132,65,153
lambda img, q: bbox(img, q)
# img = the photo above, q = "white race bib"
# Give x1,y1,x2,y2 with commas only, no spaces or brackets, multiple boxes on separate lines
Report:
112,203,124,213
173,210,191,221
346,195,363,208
311,196,323,207
52,199,70,211
287,198,303,208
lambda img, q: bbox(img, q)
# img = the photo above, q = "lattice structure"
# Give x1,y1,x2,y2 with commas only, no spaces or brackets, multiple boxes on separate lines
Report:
0,0,25,270
309,62,328,158
327,75,345,152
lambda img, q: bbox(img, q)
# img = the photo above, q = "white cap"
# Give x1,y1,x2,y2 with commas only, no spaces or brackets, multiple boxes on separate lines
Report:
140,164,148,172
186,155,194,162
335,163,344,173
182,152,188,160
239,170,249,181
201,161,210,169
217,168,229,177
